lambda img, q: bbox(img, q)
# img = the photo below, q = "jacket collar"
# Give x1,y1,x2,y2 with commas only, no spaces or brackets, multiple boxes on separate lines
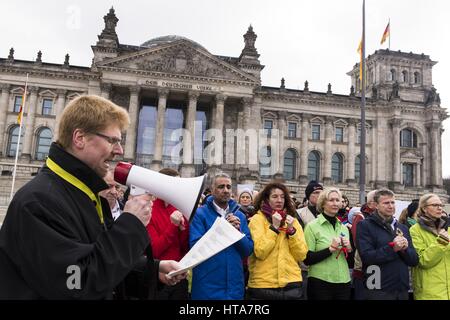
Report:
46,142,108,194
205,195,239,215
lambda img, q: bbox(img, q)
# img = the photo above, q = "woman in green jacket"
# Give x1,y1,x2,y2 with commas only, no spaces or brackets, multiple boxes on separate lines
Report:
410,193,450,300
303,187,352,300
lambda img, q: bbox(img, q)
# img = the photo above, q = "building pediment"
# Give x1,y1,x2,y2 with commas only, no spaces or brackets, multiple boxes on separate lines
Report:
96,40,259,84
401,149,423,160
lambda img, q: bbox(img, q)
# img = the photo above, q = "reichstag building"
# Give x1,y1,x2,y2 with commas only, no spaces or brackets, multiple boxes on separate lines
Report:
0,8,447,212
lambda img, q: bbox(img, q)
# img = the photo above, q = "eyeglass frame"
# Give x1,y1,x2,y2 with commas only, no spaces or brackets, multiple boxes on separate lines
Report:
94,132,123,147
426,203,444,208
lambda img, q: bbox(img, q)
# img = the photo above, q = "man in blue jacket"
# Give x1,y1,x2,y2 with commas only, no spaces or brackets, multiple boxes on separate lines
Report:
190,173,254,300
356,189,418,300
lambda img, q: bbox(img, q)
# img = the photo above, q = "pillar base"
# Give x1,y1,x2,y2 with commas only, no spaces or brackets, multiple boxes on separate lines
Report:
374,180,388,189
323,177,333,186
180,164,195,177
346,179,358,188
388,181,403,191
150,160,162,171
298,175,308,185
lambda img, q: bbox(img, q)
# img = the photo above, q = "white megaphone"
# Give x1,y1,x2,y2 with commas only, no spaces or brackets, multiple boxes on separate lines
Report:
114,162,207,222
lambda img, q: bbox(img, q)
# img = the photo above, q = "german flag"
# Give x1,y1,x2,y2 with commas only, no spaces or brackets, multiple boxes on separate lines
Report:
380,22,390,45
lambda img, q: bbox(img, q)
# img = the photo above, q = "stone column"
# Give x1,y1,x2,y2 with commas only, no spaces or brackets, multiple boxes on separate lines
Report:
277,111,287,176
420,142,427,187
323,116,334,184
212,94,226,166
100,82,112,99
0,84,11,155
415,162,421,187
438,127,443,186
429,123,440,186
180,91,198,177
299,113,310,184
151,88,169,171
390,119,402,185
346,118,357,184
124,86,140,161
22,86,39,158
53,89,67,140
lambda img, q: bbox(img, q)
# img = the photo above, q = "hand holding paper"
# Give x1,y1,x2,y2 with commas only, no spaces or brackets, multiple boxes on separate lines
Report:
168,217,244,277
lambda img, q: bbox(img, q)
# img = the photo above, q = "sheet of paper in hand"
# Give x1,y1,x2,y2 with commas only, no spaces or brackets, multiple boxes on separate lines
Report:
168,217,244,277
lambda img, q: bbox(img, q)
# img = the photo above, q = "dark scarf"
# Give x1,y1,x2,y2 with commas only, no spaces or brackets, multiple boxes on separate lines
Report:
360,203,375,218
262,201,287,227
418,214,449,245
373,211,395,236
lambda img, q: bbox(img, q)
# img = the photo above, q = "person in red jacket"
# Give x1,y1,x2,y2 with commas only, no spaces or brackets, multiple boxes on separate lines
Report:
147,168,189,300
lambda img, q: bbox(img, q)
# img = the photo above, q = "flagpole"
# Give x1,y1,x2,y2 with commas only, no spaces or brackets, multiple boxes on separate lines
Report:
388,18,391,50
10,74,29,202
359,0,366,205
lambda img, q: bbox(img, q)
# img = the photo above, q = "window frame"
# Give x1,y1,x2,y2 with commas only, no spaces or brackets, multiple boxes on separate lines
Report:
335,127,344,142
311,124,321,140
35,127,52,160
287,122,297,138
41,98,53,116
283,149,297,180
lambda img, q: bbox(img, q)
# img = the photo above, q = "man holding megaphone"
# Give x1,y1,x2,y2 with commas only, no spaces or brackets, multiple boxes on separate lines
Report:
0,95,186,299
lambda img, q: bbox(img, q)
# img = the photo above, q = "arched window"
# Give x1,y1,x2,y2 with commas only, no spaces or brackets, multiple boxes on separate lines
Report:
7,125,23,157
402,70,408,83
414,72,421,84
307,151,320,182
331,153,344,183
389,69,396,81
260,146,272,178
283,149,297,180
355,155,361,183
35,127,52,160
400,128,417,148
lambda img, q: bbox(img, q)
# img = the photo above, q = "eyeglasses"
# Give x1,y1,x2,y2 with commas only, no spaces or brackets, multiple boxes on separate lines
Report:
426,203,444,208
95,132,123,147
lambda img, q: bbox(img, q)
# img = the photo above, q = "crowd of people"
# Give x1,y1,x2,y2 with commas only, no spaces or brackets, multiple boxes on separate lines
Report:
0,94,448,300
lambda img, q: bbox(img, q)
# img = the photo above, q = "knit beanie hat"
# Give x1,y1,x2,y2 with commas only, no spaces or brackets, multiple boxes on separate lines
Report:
305,180,323,201
407,200,419,218
238,188,253,201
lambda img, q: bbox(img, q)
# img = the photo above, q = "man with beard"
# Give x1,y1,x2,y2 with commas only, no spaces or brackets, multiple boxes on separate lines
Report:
189,173,253,300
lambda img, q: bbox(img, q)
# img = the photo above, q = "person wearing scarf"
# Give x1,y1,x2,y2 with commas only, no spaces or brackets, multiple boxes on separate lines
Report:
303,187,353,300
238,188,256,220
410,193,450,300
357,189,418,300
247,182,308,300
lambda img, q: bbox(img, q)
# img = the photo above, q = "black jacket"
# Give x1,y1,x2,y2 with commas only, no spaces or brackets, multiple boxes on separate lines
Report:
0,143,158,299
356,212,418,293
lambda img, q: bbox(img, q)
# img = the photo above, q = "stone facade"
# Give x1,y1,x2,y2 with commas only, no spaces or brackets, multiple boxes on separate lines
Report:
0,8,447,223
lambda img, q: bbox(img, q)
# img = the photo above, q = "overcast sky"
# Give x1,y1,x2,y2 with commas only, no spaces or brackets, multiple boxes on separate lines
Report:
1,0,449,177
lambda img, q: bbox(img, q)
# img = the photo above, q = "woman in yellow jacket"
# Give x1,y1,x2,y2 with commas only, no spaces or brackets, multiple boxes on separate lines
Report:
410,193,450,300
247,182,308,300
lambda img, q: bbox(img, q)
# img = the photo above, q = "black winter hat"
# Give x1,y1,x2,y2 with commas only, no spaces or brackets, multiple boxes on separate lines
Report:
407,200,419,218
305,180,323,200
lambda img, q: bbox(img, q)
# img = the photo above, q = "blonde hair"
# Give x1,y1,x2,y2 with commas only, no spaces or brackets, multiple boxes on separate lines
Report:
57,95,130,149
417,193,439,217
316,187,342,214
